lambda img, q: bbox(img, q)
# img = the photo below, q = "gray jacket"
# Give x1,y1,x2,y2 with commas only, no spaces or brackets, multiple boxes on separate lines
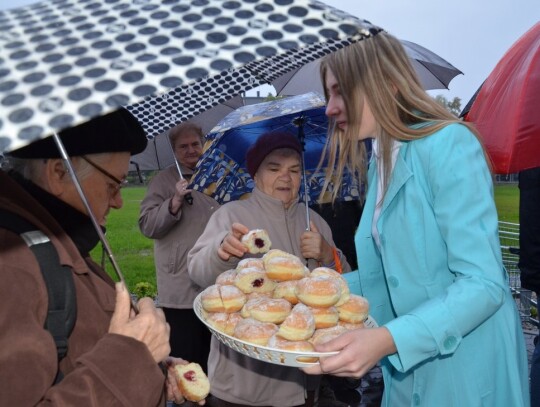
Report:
188,187,350,406
139,165,219,308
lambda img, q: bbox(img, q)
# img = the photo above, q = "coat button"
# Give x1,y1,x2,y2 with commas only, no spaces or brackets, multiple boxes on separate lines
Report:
413,393,421,405
388,276,399,287
443,336,457,349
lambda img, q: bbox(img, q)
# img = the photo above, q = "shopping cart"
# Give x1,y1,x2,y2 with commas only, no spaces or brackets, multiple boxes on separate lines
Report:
499,221,538,327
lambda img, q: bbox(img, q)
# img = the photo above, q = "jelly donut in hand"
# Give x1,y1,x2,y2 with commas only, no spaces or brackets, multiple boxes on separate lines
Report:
241,229,272,254
174,362,210,402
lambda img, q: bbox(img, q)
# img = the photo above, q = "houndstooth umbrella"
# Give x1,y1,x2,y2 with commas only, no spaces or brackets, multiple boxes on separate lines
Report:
0,0,382,154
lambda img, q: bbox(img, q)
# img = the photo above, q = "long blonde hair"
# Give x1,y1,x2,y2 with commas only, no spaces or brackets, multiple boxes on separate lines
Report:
319,31,481,202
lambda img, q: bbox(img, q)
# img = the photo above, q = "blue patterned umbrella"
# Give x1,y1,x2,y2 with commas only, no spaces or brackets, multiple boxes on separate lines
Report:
190,92,362,205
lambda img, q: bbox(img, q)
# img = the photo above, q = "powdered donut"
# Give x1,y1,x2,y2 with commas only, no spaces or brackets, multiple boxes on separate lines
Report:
241,297,292,324
206,312,244,336
233,318,278,346
234,267,276,294
295,276,342,307
268,335,318,363
200,284,246,313
241,229,272,254
247,291,273,301
308,306,339,329
265,256,309,281
174,363,210,402
278,303,316,341
216,269,237,285
205,312,229,333
237,257,264,270
200,284,225,312
336,294,370,324
262,249,298,265
309,325,348,346
273,280,300,304
220,285,247,313
310,267,350,306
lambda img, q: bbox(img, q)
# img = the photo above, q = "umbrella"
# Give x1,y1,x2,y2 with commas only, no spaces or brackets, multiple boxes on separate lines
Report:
0,0,380,284
0,0,382,154
272,39,463,95
190,92,362,207
461,22,540,174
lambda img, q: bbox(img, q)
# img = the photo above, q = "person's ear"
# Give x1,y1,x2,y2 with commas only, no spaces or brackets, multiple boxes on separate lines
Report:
46,158,69,196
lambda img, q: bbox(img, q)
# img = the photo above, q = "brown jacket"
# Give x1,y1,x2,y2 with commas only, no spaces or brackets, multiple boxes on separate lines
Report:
188,187,350,406
0,171,166,406
139,166,219,308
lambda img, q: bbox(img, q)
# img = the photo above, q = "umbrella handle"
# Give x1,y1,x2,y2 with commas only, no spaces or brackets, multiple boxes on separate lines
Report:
166,132,193,205
52,132,139,314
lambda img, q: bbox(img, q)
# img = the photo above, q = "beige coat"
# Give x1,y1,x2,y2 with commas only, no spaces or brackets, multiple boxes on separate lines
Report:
139,166,219,308
188,187,350,406
0,171,166,406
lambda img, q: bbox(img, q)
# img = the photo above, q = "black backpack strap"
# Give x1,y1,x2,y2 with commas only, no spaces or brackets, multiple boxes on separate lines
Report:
0,209,77,383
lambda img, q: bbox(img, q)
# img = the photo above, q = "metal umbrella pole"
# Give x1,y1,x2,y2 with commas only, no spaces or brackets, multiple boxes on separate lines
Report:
293,116,311,230
166,134,193,205
52,132,138,313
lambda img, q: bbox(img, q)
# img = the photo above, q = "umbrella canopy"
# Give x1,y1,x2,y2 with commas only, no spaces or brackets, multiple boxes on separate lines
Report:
190,92,361,205
272,39,463,95
461,22,540,174
0,0,382,154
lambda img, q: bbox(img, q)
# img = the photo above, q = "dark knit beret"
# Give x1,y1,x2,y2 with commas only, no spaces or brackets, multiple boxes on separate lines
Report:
9,108,147,158
246,131,303,178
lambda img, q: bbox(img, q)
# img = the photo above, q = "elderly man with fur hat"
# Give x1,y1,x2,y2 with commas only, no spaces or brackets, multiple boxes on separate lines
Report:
0,109,203,406
188,130,351,407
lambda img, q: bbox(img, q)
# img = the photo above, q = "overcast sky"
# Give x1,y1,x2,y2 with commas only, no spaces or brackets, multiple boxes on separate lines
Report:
324,0,540,104
3,0,539,105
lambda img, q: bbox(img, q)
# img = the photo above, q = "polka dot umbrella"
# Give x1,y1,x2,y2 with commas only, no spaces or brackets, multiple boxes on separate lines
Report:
0,0,382,154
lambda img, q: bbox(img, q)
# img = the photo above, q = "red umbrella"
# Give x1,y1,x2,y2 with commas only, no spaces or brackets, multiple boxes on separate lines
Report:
462,22,540,174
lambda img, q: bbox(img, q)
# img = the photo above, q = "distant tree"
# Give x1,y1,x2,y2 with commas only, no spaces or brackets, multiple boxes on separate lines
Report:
434,95,462,117
264,94,284,101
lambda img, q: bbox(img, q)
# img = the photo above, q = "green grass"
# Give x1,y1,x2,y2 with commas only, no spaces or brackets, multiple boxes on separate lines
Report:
93,183,520,292
90,187,155,289
493,184,520,223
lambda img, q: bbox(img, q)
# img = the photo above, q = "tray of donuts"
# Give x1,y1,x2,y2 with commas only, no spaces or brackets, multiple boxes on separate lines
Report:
193,232,377,368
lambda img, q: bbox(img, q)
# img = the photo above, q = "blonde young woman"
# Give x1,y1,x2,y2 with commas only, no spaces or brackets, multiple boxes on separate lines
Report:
302,31,530,406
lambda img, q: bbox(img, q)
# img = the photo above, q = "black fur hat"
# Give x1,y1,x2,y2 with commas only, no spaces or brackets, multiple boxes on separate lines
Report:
9,108,147,158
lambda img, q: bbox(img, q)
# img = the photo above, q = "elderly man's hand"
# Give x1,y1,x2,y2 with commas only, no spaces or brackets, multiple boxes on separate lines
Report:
300,221,334,264
109,283,170,363
218,222,249,261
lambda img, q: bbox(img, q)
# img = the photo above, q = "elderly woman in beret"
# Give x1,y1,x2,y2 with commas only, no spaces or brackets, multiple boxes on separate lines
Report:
188,130,351,407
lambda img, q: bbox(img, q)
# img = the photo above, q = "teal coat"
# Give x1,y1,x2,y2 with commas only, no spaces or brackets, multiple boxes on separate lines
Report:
355,123,529,406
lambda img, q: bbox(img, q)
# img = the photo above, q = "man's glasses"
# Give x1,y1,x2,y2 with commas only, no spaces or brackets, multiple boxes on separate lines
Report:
81,155,128,196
